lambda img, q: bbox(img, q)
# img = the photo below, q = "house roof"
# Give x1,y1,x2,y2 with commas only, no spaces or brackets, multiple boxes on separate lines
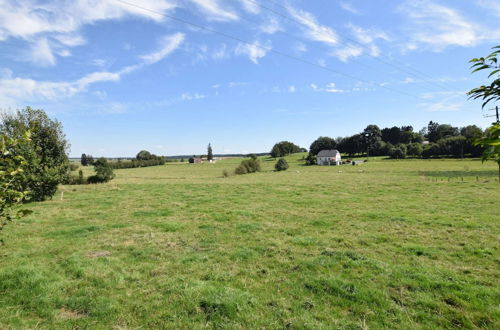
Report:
317,149,340,157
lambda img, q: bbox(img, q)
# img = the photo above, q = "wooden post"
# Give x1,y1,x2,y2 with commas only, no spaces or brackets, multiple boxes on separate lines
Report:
60,191,64,201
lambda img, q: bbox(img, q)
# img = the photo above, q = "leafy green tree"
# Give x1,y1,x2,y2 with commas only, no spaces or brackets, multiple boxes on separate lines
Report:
136,150,153,160
468,45,500,108
81,153,88,166
275,158,289,171
363,125,382,156
87,158,115,183
0,132,32,244
207,143,213,161
270,141,302,157
0,107,70,201
381,126,401,145
309,136,336,155
389,144,407,159
407,143,423,157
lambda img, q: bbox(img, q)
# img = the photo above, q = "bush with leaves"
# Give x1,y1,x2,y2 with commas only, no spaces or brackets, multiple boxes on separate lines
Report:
304,153,316,165
0,132,32,244
87,157,115,184
275,158,289,171
0,107,70,201
388,144,407,159
234,158,261,175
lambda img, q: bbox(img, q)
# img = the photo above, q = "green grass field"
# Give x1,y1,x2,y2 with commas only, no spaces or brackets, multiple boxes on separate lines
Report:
1,154,499,329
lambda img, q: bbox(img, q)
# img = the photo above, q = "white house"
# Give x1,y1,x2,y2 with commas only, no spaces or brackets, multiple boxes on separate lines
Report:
317,149,341,165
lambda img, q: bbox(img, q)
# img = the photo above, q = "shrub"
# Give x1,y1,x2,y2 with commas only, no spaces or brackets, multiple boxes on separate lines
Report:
305,153,316,165
88,158,114,184
234,164,248,175
222,169,230,178
275,158,289,171
188,157,195,164
234,158,261,175
0,107,70,201
69,163,79,171
389,144,407,159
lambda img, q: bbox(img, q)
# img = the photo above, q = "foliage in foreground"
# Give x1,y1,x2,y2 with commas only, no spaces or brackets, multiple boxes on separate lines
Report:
468,45,500,108
474,124,500,181
0,132,32,244
0,107,70,201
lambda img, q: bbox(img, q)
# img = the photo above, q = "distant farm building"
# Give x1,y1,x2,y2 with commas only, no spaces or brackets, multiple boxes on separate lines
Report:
317,149,341,165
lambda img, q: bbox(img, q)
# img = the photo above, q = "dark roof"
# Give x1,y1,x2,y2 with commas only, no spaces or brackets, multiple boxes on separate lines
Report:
317,149,340,157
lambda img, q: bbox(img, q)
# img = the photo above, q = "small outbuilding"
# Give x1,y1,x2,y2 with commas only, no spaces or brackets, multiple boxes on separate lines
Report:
317,149,341,165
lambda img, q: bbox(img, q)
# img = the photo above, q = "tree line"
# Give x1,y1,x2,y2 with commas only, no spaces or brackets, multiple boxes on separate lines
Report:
301,122,485,161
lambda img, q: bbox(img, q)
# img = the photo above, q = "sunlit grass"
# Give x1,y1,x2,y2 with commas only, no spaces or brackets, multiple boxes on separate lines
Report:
1,154,498,328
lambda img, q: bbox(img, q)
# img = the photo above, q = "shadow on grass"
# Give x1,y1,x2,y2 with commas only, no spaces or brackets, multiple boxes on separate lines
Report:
418,170,497,178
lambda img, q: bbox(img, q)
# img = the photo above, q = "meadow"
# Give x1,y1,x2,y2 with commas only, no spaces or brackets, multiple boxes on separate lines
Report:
1,154,498,329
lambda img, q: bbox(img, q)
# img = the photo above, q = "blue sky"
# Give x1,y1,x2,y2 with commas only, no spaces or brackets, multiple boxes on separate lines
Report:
1,0,499,157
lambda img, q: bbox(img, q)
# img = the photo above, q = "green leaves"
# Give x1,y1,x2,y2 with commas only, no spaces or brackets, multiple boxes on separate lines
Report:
468,45,500,108
0,132,32,243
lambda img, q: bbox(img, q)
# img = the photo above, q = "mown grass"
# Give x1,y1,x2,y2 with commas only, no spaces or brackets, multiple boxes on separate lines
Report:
1,154,499,329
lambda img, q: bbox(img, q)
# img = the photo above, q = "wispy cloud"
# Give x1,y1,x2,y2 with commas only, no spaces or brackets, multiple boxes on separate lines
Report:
260,16,283,34
477,0,500,17
332,24,390,61
181,92,207,100
310,82,344,93
399,0,498,51
333,45,363,62
419,91,467,112
239,0,260,14
286,6,338,46
0,0,176,65
189,0,239,21
339,2,361,15
235,40,271,64
0,32,184,107
140,33,185,64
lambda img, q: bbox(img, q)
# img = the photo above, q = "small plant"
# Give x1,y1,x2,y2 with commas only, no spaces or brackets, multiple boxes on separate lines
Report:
275,158,289,171
222,169,230,178
304,153,316,165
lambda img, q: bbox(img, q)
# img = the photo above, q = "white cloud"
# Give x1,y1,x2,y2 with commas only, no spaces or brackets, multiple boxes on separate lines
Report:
189,0,239,21
477,0,500,17
235,41,271,64
0,32,184,107
419,91,466,112
260,17,283,34
399,0,498,51
288,85,296,93
228,81,247,88
181,92,207,100
333,45,363,62
0,0,176,65
240,0,260,14
140,33,185,64
286,6,338,46
340,2,361,15
29,37,56,66
293,42,307,54
310,82,344,93
212,44,229,60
